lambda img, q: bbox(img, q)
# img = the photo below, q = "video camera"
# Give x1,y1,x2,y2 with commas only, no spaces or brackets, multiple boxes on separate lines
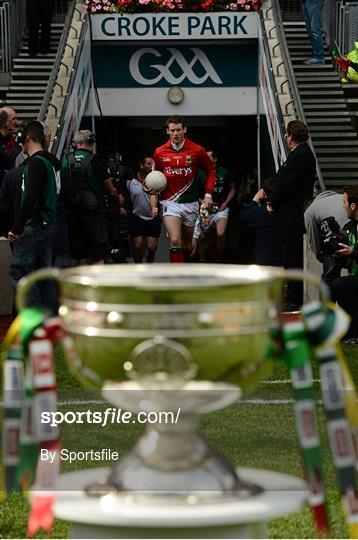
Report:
319,217,349,255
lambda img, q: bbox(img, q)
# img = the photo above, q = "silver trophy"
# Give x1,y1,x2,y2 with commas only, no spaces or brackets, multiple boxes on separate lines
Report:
17,264,323,501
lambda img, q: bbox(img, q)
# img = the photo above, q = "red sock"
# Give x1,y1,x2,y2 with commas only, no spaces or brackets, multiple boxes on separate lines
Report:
169,247,184,263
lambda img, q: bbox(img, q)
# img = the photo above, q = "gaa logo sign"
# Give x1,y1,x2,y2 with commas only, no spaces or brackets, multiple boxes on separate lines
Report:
129,47,223,86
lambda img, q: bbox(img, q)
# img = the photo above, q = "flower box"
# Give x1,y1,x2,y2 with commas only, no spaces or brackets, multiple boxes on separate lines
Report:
85,0,261,14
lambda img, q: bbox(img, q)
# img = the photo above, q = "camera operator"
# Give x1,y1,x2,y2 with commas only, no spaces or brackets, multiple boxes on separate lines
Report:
105,154,133,262
331,185,358,344
304,191,348,290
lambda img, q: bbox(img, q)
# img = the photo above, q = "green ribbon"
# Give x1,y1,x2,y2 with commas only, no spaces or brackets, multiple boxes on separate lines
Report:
15,307,47,491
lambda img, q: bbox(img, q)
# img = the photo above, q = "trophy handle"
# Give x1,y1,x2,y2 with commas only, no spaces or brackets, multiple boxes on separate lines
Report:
16,267,61,312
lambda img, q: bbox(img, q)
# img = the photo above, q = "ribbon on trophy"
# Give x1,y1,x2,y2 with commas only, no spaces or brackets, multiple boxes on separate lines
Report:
1,308,62,536
277,301,358,538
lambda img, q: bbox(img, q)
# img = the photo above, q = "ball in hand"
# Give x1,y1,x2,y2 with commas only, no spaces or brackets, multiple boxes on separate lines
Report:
144,171,167,192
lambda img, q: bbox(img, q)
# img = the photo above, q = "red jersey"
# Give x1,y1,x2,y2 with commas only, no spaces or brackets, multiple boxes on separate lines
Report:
153,138,216,203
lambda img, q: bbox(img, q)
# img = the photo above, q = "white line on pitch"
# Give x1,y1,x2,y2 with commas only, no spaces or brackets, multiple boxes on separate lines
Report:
261,379,321,384
56,399,324,407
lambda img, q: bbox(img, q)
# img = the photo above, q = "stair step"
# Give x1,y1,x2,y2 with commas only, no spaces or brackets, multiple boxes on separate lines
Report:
301,92,344,98
311,132,357,139
320,163,358,169
291,58,332,64
305,111,351,117
11,105,42,110
8,100,43,105
8,86,47,91
283,21,306,26
309,124,354,131
21,43,61,51
296,75,340,81
284,33,310,39
15,56,56,62
293,65,334,71
10,72,52,76
322,172,358,178
320,157,358,163
16,112,39,118
299,85,342,90
10,79,47,84
7,93,46,98
19,49,58,55
316,148,358,154
302,102,347,107
304,107,348,113
288,43,323,49
286,40,314,46
308,121,353,127
12,65,52,71
315,140,358,146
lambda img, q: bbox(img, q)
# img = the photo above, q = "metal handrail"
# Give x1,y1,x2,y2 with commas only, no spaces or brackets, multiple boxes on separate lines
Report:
38,0,77,121
270,0,326,192
51,13,88,156
259,9,289,161
0,0,26,69
0,2,10,73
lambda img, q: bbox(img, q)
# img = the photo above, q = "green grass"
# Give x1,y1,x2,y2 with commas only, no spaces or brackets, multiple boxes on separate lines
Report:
1,344,357,539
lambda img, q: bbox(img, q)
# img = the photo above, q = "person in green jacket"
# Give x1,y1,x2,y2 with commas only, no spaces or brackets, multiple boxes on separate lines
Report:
8,120,60,312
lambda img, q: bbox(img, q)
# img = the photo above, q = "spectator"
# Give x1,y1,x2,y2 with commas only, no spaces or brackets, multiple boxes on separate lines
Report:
127,157,161,263
304,191,348,289
26,0,54,56
8,121,60,312
268,120,316,311
0,107,19,184
61,130,121,265
331,185,358,344
153,116,216,263
0,161,26,238
238,178,283,266
300,0,324,65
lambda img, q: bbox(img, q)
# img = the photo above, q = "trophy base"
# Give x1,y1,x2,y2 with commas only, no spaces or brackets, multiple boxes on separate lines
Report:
85,457,262,503
96,381,255,501
54,467,307,539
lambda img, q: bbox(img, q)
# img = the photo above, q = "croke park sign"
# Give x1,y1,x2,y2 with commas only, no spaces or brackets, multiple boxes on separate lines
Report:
91,12,258,40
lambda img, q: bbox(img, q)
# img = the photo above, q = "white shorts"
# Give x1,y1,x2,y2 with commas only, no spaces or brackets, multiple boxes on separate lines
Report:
161,200,199,227
193,207,229,238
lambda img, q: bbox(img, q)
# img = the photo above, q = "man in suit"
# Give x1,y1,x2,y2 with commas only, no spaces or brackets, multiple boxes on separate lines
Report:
268,120,316,311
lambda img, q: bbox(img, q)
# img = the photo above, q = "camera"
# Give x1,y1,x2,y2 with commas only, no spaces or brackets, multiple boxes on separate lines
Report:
320,217,349,254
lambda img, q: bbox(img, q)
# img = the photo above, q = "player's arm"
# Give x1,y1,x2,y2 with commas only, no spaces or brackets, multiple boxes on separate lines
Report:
199,149,216,207
150,193,158,217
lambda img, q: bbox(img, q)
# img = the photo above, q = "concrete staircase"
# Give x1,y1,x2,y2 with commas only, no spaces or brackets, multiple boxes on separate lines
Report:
4,23,63,123
284,21,358,189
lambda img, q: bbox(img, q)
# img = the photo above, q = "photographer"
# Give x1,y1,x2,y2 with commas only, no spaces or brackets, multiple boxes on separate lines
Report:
331,185,358,344
304,191,348,290
105,154,133,263
238,178,283,266
61,131,120,265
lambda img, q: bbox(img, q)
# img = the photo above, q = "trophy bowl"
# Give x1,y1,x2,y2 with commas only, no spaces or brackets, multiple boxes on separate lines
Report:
18,264,284,389
17,264,310,501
